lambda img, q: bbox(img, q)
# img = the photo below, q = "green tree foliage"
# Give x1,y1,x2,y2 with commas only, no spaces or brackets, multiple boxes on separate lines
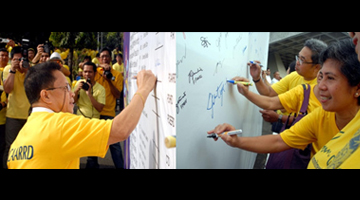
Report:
103,32,123,51
49,32,98,80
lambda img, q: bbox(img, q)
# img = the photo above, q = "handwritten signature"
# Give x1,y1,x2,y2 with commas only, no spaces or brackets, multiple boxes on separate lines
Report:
188,67,203,85
176,91,187,114
206,81,225,119
200,37,211,48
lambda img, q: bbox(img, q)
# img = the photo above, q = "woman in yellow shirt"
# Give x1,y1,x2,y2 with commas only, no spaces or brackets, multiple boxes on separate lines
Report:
207,39,360,168
306,33,360,169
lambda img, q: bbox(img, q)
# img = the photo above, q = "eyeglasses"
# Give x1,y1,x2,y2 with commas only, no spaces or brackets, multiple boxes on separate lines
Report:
295,55,313,65
45,83,71,93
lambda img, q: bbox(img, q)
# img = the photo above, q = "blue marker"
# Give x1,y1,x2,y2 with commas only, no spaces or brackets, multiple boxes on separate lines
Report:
226,80,253,86
249,61,263,67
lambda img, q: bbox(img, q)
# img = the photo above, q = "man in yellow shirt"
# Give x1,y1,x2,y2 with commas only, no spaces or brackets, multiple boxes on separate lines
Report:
112,53,124,75
92,53,100,66
0,48,8,168
112,52,124,112
93,47,124,168
7,61,156,169
208,39,360,169
247,39,327,123
2,46,31,168
73,62,106,168
74,62,105,119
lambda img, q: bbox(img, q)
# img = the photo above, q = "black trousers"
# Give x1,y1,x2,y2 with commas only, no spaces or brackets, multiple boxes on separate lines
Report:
3,117,26,168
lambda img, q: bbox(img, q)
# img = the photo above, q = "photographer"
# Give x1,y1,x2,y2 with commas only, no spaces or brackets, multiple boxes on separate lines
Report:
74,62,106,169
2,46,31,168
94,47,124,169
73,62,105,119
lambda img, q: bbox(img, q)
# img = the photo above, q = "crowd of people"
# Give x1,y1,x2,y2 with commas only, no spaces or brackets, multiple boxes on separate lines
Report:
1,32,360,169
208,33,360,169
0,39,132,169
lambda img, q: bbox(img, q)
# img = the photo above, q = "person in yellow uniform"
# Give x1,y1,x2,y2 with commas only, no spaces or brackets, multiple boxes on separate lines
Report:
0,48,8,168
74,62,105,119
92,53,100,66
207,39,360,169
94,47,124,168
7,61,156,169
2,46,31,168
307,32,360,169
112,52,124,75
112,52,124,112
246,39,327,123
73,62,106,168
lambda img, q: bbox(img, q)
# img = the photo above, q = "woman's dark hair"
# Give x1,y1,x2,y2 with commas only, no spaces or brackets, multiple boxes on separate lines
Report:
24,62,61,104
319,38,360,105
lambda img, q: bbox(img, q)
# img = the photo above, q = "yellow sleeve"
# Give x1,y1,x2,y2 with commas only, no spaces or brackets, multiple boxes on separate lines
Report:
278,84,305,114
113,70,123,92
280,107,320,150
119,63,124,74
58,113,112,159
3,65,10,81
271,71,297,95
97,84,106,105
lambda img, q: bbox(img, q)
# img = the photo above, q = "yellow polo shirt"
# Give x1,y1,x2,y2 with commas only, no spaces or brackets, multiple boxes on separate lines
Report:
308,109,360,169
7,108,112,169
74,80,106,119
3,65,31,119
95,68,123,117
280,107,339,157
278,84,321,114
112,62,124,74
272,71,317,95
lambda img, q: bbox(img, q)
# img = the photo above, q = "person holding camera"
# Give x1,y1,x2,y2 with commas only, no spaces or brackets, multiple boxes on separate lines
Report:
74,62,105,119
74,62,106,168
2,46,31,168
94,47,124,169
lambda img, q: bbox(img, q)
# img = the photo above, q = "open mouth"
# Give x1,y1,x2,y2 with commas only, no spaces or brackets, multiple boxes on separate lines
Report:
320,96,332,103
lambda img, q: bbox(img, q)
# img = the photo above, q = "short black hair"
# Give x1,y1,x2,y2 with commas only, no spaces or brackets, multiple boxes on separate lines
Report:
99,47,111,56
83,61,97,73
24,62,61,104
10,46,22,58
84,56,91,61
0,48,8,54
319,38,360,105
304,38,328,64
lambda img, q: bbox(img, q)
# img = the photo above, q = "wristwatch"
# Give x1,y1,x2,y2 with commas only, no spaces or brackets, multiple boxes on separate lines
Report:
9,69,16,74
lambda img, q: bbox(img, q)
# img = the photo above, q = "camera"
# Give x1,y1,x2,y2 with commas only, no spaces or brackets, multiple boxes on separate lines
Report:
21,39,30,68
104,70,115,81
81,78,91,91
0,38,10,43
43,41,50,54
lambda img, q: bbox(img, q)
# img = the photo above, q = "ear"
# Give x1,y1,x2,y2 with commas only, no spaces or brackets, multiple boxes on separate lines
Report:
355,84,360,98
313,63,322,71
39,90,52,104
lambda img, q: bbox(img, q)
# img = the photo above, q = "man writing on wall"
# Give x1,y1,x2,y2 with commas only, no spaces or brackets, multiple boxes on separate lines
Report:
7,61,156,169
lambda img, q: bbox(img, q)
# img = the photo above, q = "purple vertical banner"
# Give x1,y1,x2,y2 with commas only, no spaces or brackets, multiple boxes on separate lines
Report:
123,32,131,169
